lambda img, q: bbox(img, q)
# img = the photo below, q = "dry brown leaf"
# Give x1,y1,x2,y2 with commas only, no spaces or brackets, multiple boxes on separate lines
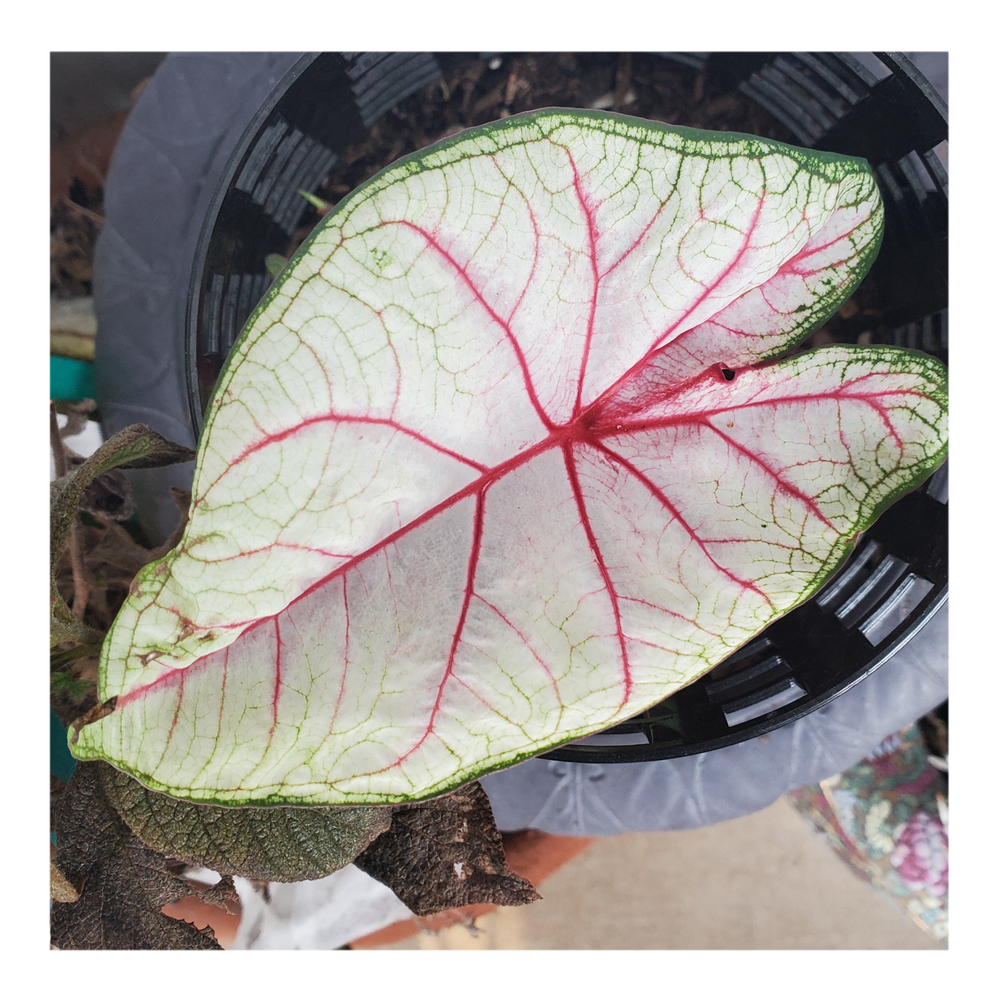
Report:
50,763,236,950
354,781,539,916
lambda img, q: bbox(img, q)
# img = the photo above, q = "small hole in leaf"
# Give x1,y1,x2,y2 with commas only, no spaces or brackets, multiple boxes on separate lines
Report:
721,368,735,381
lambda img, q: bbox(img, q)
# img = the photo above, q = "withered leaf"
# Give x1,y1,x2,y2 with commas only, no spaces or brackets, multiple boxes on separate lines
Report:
51,763,235,950
101,764,393,883
81,517,152,575
50,860,80,903
354,781,540,916
54,519,154,628
77,467,136,521
50,424,195,647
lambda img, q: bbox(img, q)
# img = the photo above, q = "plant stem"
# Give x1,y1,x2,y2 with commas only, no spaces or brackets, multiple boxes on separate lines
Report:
51,643,102,669
69,521,91,620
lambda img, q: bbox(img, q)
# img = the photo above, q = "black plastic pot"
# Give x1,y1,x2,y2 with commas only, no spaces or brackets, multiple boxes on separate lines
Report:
94,52,947,766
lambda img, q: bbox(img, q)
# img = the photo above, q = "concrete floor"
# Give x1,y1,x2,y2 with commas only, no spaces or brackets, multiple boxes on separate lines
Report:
375,796,938,950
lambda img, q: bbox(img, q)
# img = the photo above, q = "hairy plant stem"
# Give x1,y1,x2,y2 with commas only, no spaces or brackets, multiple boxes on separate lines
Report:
51,643,102,669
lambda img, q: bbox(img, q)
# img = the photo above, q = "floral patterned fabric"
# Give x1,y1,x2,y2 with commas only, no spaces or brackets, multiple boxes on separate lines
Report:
787,722,948,946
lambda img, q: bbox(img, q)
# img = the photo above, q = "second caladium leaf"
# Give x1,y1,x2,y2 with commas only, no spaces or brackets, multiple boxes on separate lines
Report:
72,110,947,806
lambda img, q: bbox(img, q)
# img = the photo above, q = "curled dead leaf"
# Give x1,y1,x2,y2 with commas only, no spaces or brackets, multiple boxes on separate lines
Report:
354,782,539,915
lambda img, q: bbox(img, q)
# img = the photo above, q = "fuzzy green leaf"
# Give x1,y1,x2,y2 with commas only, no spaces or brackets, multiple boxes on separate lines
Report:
50,763,234,950
101,764,392,883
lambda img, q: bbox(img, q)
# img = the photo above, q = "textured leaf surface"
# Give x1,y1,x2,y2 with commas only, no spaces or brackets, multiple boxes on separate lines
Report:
101,764,392,882
73,110,947,805
354,781,539,915
50,763,234,950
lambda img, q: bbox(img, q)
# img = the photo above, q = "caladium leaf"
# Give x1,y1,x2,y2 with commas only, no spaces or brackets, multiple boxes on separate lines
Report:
71,110,947,806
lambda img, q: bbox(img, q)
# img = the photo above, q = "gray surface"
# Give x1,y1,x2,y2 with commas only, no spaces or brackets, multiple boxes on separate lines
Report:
93,53,307,542
50,52,167,143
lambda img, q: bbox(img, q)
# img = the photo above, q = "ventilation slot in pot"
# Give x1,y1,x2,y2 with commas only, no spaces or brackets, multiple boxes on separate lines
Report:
345,52,442,127
720,679,807,727
571,727,650,748
233,114,339,234
703,638,805,727
202,272,273,362
738,53,864,146
858,572,935,646
812,536,937,647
